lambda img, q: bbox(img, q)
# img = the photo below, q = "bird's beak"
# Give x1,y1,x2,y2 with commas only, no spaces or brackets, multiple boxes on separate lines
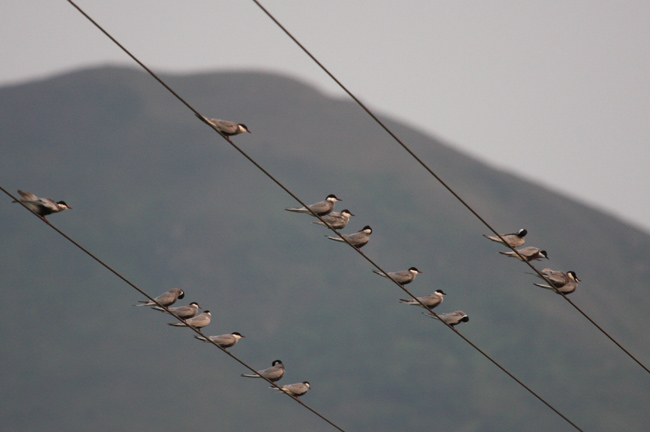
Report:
349,212,356,217
247,130,252,134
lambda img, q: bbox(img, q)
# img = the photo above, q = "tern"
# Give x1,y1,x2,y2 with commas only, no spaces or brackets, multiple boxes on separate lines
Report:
372,267,422,285
499,247,548,262
326,225,372,250
272,381,310,397
532,269,581,295
13,190,71,222
285,194,341,217
483,229,527,248
168,310,211,328
312,209,355,230
135,288,185,307
152,302,201,319
195,114,251,137
241,360,285,382
423,310,469,327
194,332,245,349
399,290,446,309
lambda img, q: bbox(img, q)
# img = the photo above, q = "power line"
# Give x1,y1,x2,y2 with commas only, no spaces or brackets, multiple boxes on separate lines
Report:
248,0,650,376
58,2,585,430
2,185,349,432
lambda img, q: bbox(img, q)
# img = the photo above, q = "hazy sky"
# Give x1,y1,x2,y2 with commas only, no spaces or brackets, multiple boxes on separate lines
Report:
4,1,650,232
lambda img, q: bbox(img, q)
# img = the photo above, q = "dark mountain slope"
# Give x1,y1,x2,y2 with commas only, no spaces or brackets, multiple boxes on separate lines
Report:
1,66,649,432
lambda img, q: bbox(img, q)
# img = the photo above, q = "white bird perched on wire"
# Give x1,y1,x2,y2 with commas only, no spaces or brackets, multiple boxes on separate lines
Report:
241,360,285,382
326,225,372,250
134,288,184,307
168,310,211,328
312,209,355,229
423,310,469,327
195,114,251,138
483,228,527,248
399,290,446,309
152,302,201,319
194,332,245,349
272,381,310,397
499,247,548,262
532,269,581,295
372,267,422,285
12,190,72,222
285,194,341,217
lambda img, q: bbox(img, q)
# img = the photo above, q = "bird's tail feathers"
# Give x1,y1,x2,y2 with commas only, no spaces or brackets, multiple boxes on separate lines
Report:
371,269,386,277
326,235,344,242
193,336,208,342
533,283,553,290
168,322,187,327
241,373,260,378
194,113,210,124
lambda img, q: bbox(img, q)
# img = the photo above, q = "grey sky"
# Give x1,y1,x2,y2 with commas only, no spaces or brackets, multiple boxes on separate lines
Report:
4,1,649,232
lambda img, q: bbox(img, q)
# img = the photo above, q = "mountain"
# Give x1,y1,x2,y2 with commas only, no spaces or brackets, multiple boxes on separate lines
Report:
1,66,649,432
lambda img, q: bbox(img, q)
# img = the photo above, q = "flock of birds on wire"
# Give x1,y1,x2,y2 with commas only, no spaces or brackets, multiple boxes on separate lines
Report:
11,115,581,400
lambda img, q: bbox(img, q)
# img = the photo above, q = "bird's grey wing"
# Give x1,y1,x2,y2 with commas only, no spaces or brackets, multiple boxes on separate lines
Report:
346,232,364,244
324,213,344,224
545,271,569,286
447,311,468,321
308,200,330,214
170,305,196,318
392,270,411,282
313,213,342,227
154,291,177,306
281,383,300,395
521,247,541,258
209,118,238,134
193,315,210,326
17,190,39,201
213,335,235,346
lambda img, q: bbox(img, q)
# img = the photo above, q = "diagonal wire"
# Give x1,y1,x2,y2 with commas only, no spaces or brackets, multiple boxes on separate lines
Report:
2,185,349,432
248,0,650,376
58,3,589,430
58,1,589,429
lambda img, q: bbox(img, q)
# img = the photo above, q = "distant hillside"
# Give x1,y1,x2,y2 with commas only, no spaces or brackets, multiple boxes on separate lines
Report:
1,66,649,432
